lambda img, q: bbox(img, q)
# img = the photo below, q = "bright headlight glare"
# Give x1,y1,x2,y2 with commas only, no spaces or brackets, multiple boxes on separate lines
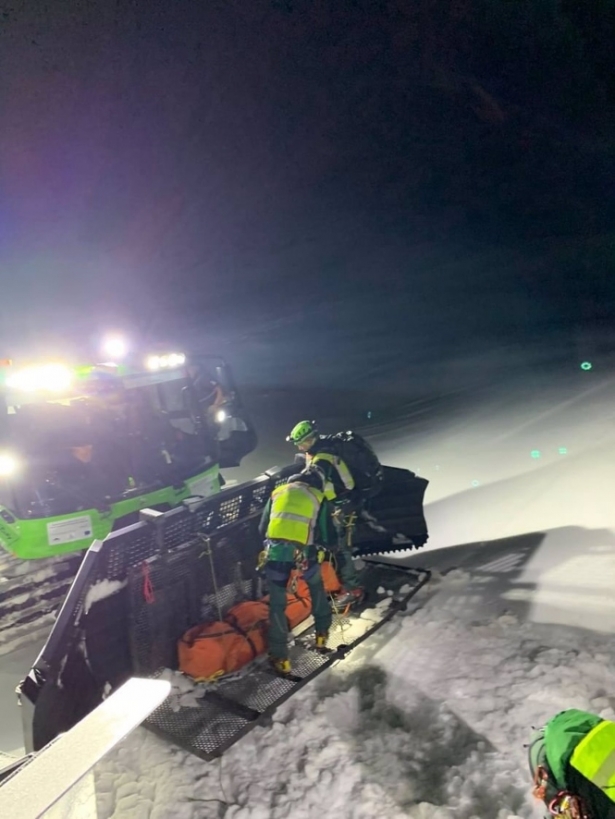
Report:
6,363,73,393
215,409,227,424
0,453,18,477
102,336,128,360
168,353,185,368
145,352,185,371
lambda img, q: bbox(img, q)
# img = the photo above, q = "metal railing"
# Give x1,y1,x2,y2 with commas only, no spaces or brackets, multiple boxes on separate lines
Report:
0,677,170,819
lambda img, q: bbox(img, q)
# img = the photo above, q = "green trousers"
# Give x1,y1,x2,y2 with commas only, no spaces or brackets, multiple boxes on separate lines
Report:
264,543,332,660
329,505,362,591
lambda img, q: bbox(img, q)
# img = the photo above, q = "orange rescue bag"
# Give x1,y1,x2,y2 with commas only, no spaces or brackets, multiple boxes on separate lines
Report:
178,570,332,680
320,561,341,593
225,600,269,657
178,621,250,681
284,578,312,628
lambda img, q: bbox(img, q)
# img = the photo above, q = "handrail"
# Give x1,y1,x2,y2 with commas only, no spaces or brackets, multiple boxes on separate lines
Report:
0,677,170,819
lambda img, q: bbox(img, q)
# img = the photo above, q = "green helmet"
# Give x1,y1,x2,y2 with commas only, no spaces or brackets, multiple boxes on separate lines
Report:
286,420,318,445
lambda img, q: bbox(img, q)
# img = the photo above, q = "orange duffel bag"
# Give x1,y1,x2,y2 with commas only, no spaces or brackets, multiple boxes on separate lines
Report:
179,583,318,681
179,600,272,680
288,562,341,595
261,577,313,630
177,600,268,681
178,621,250,681
320,561,341,593
285,578,312,629
225,600,269,657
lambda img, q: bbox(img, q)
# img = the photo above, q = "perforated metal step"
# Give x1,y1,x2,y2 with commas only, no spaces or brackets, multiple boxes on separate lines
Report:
144,561,430,760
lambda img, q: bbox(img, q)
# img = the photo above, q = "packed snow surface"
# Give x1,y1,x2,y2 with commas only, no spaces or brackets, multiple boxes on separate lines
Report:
95,564,615,818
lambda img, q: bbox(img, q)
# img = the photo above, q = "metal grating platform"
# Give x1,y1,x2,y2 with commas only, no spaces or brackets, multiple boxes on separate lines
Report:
143,561,430,760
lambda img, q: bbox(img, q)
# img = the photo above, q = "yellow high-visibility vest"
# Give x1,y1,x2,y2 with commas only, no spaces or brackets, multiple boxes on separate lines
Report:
570,719,615,803
266,482,324,546
306,452,355,500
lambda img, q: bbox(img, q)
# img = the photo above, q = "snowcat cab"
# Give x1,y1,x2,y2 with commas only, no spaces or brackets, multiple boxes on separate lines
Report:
0,353,256,560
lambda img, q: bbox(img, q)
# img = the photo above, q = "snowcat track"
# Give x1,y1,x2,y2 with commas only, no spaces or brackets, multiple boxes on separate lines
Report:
143,562,431,761
0,551,82,656
352,539,427,558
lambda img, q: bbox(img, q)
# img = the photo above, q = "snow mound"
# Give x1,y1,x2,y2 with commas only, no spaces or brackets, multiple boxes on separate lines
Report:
84,580,127,614
91,562,615,818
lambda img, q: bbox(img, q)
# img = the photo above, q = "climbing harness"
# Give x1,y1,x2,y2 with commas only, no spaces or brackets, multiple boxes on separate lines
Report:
547,791,589,819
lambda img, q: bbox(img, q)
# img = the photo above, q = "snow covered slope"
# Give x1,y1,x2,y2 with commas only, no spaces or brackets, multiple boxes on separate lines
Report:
92,368,615,818
94,559,615,819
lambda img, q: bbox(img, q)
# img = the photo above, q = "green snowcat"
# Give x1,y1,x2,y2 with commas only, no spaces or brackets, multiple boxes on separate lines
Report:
0,351,257,561
0,349,430,771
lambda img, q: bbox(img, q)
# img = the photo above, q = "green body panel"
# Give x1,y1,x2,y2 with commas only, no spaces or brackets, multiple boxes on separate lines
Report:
0,463,220,560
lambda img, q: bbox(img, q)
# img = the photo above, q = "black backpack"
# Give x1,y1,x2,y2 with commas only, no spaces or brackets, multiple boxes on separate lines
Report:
324,431,384,499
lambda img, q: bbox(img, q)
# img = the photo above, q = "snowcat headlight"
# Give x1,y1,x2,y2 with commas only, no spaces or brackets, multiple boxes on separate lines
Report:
102,335,128,361
145,352,186,371
0,453,18,477
168,353,186,367
6,363,73,393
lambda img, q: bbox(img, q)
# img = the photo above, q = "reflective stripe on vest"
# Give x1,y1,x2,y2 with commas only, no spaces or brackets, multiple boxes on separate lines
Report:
307,452,355,500
266,483,323,546
570,720,615,803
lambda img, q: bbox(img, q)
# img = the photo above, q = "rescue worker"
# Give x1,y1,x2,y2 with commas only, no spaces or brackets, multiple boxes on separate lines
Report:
55,436,128,507
259,467,332,674
53,400,130,502
286,420,364,607
528,708,615,818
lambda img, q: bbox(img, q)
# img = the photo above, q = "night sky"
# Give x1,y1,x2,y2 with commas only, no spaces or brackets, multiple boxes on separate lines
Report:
2,1,615,391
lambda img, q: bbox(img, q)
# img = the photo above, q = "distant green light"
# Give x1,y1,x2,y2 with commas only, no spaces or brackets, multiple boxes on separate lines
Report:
367,411,372,419
531,450,541,459
581,361,592,371
471,480,480,487
558,447,567,455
